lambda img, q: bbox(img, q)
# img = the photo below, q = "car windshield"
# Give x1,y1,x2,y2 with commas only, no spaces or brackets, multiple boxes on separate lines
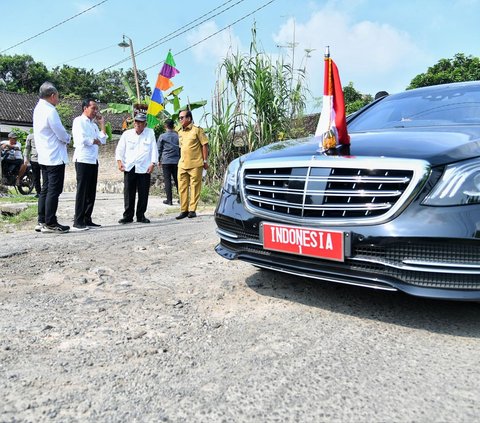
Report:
348,83,480,131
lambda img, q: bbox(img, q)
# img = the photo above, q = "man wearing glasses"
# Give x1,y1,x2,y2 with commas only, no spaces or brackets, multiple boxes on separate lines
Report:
176,110,209,219
115,113,158,224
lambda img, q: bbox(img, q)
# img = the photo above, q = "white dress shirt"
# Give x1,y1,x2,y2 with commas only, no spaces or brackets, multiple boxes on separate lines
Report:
72,114,107,164
33,98,71,166
115,127,158,173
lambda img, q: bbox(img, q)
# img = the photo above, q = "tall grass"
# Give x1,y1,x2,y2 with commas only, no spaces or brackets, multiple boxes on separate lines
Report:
207,25,309,183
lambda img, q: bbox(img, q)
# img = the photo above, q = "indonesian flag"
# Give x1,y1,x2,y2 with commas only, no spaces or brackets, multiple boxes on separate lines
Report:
315,47,350,150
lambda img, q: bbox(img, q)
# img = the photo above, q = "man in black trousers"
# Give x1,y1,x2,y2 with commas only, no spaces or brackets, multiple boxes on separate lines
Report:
157,118,180,205
33,82,71,233
115,113,158,224
72,99,107,230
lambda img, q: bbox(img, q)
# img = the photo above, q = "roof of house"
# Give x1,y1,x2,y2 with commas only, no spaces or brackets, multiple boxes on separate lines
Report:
0,91,125,133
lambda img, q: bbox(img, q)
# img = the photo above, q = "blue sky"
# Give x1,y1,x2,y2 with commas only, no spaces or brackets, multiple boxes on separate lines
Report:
1,0,479,118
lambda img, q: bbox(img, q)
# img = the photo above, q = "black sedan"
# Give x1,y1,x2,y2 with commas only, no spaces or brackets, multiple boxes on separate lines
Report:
214,81,480,300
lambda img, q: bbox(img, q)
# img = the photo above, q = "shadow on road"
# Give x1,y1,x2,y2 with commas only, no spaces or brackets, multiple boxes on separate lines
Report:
245,268,480,338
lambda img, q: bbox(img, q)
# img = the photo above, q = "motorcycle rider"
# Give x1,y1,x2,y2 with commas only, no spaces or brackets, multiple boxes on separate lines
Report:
1,132,23,184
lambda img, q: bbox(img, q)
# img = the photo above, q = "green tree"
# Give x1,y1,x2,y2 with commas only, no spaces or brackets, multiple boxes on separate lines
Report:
408,53,480,89
56,102,75,129
93,69,151,103
343,82,373,115
125,69,151,100
50,65,97,99
0,54,50,93
0,54,152,104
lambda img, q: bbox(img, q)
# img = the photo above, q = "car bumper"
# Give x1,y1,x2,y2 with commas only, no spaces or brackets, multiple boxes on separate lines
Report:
215,191,480,300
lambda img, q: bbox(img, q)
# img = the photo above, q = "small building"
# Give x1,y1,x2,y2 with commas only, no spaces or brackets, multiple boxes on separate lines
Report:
0,91,124,140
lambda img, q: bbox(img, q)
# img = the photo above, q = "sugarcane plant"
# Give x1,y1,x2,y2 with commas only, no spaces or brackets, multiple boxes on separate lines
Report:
208,24,309,183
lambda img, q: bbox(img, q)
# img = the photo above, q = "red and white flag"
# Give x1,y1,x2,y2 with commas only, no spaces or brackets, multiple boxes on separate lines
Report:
315,47,350,150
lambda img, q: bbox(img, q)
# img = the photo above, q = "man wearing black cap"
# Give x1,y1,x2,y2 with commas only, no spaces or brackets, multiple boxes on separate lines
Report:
115,113,158,224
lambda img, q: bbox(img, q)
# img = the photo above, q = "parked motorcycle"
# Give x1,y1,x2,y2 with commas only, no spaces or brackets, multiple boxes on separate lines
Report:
0,152,34,195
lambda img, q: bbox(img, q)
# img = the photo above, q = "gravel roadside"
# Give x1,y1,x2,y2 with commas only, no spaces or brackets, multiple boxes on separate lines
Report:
1,195,480,422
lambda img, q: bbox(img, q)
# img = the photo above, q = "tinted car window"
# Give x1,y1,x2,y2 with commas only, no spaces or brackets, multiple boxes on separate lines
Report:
348,84,480,131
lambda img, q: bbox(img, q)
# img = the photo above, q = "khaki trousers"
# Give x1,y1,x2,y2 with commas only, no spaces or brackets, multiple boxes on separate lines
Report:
178,166,203,212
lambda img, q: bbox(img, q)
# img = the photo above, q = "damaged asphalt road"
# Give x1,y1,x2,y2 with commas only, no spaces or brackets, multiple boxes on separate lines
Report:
1,214,480,422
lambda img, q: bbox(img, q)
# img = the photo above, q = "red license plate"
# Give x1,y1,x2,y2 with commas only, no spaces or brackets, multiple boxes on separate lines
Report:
262,222,345,262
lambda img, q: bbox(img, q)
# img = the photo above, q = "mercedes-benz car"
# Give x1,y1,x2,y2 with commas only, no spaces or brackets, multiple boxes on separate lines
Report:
214,81,480,300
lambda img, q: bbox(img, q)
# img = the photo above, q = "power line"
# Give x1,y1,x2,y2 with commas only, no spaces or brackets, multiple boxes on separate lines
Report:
97,0,246,73
145,0,277,71
55,44,119,67
138,0,245,58
136,0,242,56
62,0,241,69
0,0,109,54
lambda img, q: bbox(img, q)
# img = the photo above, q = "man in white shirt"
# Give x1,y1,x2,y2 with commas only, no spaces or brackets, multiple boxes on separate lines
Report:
72,99,107,230
115,113,158,224
33,82,71,234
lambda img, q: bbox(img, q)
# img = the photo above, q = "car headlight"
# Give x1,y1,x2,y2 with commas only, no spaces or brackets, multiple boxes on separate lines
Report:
423,158,480,205
222,158,241,194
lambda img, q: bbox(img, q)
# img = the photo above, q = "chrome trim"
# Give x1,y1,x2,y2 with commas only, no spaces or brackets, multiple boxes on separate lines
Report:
240,156,431,226
402,259,480,270
216,228,238,239
216,229,262,246
245,174,411,184
246,194,393,211
351,256,480,275
245,185,403,198
251,262,398,291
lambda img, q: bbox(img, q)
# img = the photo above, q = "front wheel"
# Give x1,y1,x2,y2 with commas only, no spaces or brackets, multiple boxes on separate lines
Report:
18,171,34,195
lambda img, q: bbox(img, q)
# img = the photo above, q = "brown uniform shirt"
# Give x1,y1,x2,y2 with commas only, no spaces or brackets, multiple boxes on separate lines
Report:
178,123,208,169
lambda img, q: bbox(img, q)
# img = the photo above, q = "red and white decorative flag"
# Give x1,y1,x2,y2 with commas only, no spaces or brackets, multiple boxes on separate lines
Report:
315,46,350,150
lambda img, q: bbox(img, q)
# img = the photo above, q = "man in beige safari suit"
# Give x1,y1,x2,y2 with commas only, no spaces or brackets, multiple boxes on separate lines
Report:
176,110,208,219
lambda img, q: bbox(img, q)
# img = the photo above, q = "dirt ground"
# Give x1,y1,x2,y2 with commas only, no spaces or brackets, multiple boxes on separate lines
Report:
1,194,480,422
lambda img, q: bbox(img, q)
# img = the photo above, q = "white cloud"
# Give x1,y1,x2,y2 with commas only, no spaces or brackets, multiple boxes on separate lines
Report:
185,21,243,64
273,8,427,101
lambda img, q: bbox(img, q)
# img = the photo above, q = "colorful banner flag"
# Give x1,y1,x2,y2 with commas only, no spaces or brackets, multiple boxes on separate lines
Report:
315,47,350,150
146,50,180,128
160,51,180,79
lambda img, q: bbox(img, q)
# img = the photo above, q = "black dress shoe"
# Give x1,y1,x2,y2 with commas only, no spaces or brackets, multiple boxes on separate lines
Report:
163,200,173,205
86,221,101,228
137,217,151,223
118,218,133,224
175,211,189,220
187,211,197,218
72,224,89,231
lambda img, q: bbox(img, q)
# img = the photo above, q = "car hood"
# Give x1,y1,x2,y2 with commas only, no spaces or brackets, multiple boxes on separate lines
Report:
246,126,480,166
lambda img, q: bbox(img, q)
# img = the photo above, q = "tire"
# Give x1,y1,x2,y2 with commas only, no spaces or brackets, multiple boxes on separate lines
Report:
18,171,34,195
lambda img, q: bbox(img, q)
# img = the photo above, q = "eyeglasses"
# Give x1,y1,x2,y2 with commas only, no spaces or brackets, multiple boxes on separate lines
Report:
179,116,186,120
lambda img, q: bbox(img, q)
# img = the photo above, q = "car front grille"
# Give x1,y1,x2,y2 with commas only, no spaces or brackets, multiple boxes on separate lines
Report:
216,215,260,241
241,158,429,225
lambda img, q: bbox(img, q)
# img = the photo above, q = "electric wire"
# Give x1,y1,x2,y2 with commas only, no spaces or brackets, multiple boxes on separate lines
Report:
136,0,242,56
61,0,241,68
144,0,277,71
97,0,246,73
0,0,109,54
55,44,119,67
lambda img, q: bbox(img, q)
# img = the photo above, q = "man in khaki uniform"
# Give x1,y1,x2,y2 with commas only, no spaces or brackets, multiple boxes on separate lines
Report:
176,110,208,219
